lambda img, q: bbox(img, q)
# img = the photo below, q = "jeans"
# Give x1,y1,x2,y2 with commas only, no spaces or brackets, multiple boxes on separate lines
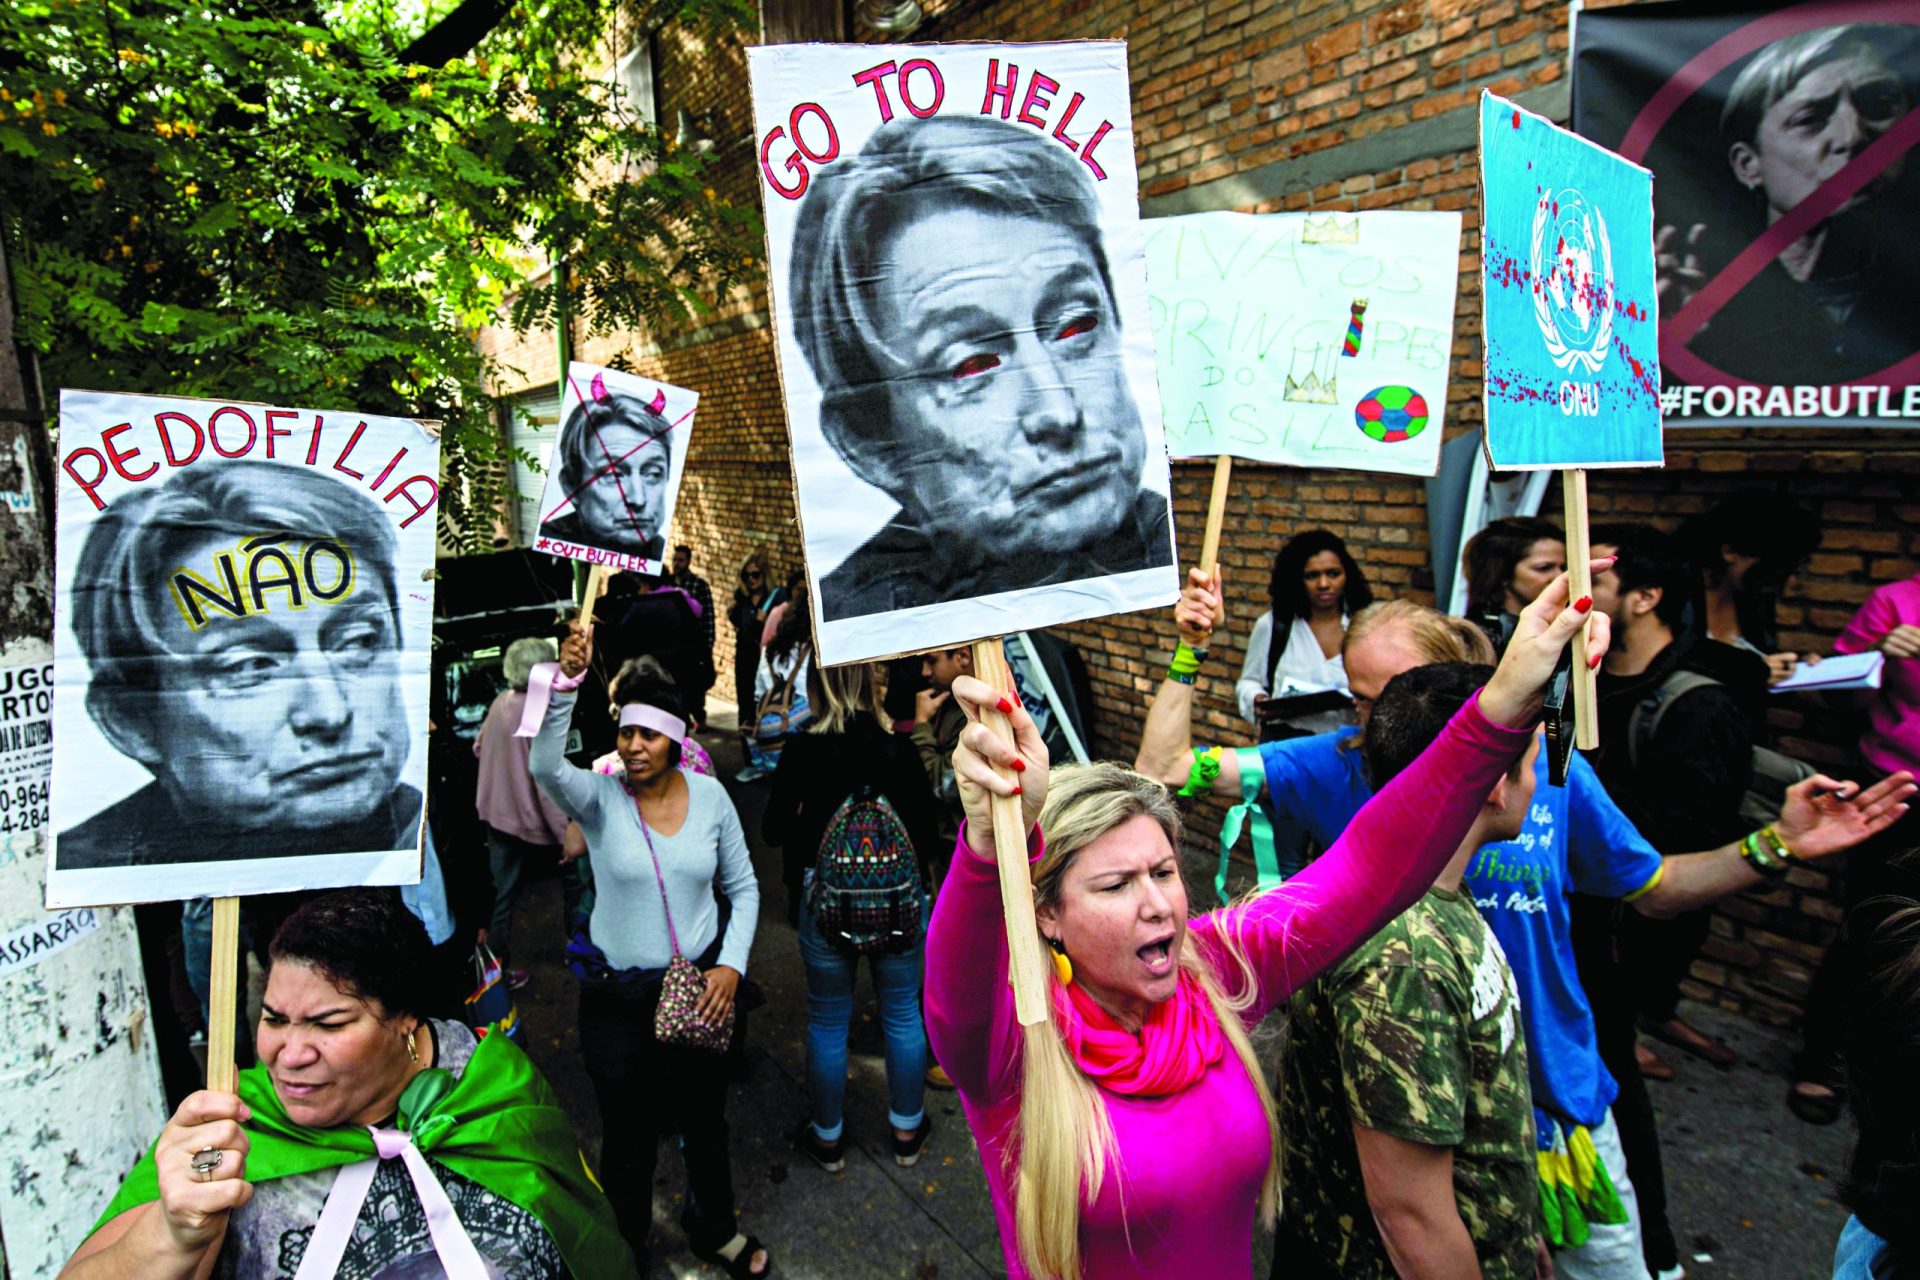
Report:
1619,903,1713,1025
1572,894,1678,1274
796,875,928,1141
1553,1110,1650,1280
579,983,741,1263
484,826,581,962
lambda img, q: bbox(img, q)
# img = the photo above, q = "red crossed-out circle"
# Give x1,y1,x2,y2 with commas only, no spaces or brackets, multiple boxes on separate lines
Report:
1613,0,1920,391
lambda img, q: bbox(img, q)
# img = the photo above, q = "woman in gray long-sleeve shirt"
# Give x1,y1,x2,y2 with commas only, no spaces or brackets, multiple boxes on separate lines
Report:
529,621,771,1279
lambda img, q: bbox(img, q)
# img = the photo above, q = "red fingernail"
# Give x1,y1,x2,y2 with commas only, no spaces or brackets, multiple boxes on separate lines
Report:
1590,653,1603,670
1574,595,1593,612
1011,757,1027,772
996,696,1015,714
1013,785,1023,795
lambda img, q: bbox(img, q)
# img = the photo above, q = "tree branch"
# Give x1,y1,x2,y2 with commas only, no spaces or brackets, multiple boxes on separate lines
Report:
399,0,511,65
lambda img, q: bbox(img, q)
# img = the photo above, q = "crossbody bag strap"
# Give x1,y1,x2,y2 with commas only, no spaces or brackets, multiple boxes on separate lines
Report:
632,803,684,958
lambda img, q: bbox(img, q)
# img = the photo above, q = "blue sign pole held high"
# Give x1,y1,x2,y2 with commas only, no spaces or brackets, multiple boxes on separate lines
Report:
1479,90,1665,751
1479,91,1663,471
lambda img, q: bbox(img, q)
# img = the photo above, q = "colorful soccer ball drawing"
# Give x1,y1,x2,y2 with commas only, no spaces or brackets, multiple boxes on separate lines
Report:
1354,386,1430,442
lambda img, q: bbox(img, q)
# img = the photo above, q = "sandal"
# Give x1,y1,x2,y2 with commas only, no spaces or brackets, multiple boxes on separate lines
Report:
690,1232,771,1278
1642,1017,1738,1069
1636,1042,1677,1082
1786,1081,1845,1126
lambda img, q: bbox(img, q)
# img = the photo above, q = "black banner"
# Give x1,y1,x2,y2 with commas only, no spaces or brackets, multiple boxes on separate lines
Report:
1572,0,1920,426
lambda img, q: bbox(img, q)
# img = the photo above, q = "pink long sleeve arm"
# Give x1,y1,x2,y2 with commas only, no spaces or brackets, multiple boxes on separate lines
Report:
1194,691,1535,1018
924,824,1039,1102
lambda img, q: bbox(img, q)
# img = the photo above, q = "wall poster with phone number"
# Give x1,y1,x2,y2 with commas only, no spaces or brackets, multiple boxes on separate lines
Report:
0,659,52,852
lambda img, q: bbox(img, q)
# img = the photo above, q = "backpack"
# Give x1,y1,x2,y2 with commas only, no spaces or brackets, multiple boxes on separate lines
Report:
1627,668,1815,827
752,644,812,763
809,785,926,955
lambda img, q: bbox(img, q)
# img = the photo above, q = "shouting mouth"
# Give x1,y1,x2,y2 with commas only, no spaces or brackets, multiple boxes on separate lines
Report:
1137,934,1176,978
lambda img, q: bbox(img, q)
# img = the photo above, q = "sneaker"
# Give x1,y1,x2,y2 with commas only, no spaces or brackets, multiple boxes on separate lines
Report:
507,967,531,992
734,764,767,783
925,1063,956,1091
892,1116,934,1168
794,1123,845,1173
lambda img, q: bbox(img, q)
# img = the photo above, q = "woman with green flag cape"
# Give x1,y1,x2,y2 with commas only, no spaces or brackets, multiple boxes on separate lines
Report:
63,891,636,1279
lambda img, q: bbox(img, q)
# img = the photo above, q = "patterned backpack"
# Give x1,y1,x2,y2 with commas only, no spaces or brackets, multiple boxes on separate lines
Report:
809,785,925,955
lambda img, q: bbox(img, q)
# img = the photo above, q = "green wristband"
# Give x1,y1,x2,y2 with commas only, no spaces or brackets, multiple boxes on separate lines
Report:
1741,830,1787,877
1178,746,1224,798
1168,641,1209,684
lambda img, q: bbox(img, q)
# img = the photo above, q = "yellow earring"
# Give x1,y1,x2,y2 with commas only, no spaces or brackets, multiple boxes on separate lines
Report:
405,1027,420,1064
1047,937,1073,986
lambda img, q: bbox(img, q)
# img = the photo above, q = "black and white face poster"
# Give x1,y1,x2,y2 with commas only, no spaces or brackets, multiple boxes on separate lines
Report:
46,389,439,907
531,362,698,573
748,42,1178,665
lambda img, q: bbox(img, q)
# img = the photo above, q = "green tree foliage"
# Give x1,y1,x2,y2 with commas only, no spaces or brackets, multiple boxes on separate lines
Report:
0,0,762,547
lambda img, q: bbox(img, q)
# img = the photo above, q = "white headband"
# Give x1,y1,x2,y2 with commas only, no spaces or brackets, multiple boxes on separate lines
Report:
618,703,686,744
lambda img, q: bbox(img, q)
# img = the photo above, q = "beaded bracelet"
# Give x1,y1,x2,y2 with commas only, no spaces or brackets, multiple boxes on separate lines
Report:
1167,641,1209,685
1759,823,1796,862
1740,829,1790,878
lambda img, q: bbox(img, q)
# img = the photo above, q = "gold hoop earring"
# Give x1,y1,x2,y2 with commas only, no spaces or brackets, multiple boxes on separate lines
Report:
405,1027,420,1064
1046,936,1073,987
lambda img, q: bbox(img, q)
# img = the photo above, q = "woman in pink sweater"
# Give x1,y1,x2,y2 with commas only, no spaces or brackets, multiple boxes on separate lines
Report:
926,567,1608,1280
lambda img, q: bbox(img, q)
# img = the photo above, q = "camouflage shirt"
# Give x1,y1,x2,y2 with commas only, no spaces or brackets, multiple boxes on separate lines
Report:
1279,885,1540,1279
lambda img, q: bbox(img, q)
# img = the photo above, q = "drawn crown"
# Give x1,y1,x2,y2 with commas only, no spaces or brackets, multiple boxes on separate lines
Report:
1302,215,1361,245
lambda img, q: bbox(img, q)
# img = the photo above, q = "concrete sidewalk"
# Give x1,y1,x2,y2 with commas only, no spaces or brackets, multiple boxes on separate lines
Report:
507,717,1855,1280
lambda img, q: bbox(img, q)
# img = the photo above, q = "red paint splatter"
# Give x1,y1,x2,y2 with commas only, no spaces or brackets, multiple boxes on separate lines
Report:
1512,109,1521,130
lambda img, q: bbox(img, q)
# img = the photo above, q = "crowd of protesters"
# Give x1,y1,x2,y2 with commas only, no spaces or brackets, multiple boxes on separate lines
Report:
78,516,1920,1280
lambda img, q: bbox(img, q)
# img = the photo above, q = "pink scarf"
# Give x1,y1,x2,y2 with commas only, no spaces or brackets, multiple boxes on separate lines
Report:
1055,971,1224,1097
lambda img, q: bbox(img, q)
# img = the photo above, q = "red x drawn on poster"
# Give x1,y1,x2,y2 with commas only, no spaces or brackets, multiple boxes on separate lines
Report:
542,370,695,527
1615,0,1920,391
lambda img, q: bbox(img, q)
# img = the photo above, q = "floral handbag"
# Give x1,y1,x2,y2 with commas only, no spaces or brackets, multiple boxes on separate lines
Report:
635,812,734,1054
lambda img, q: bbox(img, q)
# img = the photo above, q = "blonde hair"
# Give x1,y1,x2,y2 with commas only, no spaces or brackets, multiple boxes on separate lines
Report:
1344,599,1496,666
807,661,889,734
1014,763,1281,1280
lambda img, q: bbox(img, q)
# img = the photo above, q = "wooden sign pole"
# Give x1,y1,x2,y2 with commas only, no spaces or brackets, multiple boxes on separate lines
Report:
970,639,1051,1027
1200,454,1233,579
1562,469,1599,749
205,896,241,1092
964,452,1237,1026
578,562,609,630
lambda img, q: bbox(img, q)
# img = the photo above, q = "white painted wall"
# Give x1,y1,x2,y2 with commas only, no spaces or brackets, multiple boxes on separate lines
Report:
0,616,166,1266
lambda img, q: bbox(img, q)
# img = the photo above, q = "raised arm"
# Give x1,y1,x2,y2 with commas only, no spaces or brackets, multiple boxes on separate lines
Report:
1135,565,1249,798
523,621,609,823
1203,567,1609,1010
924,680,1053,1101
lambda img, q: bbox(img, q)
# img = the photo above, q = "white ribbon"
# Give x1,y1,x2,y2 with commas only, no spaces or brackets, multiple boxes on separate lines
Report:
293,1127,489,1279
513,661,587,738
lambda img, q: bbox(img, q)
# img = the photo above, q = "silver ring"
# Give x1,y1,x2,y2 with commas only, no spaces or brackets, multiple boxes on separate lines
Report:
190,1148,223,1181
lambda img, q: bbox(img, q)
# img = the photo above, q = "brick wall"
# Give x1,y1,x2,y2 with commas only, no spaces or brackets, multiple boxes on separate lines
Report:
471,0,1920,1029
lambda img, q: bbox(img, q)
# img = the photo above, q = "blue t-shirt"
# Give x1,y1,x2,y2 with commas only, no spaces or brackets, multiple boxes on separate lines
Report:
1258,730,1664,1129
1256,727,1372,850
1833,1216,1895,1280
